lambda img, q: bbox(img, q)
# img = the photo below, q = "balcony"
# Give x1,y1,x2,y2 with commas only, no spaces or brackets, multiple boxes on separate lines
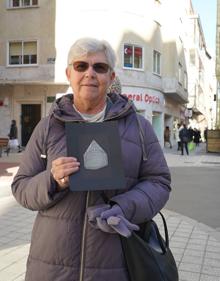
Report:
0,64,55,85
162,77,188,104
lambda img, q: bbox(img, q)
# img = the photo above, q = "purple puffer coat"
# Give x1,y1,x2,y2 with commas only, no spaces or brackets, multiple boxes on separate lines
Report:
11,93,171,281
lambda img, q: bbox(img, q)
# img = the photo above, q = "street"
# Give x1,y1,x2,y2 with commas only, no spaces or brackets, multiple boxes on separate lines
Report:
167,166,220,230
1,144,220,281
163,143,220,231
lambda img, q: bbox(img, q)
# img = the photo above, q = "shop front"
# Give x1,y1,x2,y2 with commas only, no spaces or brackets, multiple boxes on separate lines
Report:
0,83,68,147
122,87,164,145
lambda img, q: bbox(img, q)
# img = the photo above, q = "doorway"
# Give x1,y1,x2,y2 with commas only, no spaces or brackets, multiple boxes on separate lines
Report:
21,104,41,146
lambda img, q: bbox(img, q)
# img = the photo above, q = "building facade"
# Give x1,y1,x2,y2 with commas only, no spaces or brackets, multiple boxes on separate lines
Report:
0,0,213,147
184,1,216,135
216,0,220,129
0,0,68,145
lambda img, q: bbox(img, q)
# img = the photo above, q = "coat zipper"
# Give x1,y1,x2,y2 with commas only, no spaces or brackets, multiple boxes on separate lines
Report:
79,191,90,281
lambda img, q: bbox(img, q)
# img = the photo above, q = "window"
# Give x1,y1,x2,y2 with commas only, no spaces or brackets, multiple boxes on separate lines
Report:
189,49,195,65
11,0,19,7
184,71,187,90
178,63,182,84
153,50,161,75
8,0,38,8
9,41,37,65
123,44,143,69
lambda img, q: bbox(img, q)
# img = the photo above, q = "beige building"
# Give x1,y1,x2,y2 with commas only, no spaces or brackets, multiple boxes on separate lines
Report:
216,0,220,129
0,0,67,145
0,0,191,147
205,0,220,153
183,1,216,136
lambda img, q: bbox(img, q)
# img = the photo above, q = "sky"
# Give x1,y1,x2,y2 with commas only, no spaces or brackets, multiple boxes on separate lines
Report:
192,0,217,56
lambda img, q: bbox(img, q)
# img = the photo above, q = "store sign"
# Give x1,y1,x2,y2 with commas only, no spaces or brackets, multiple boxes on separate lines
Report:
47,96,56,103
184,108,192,118
47,57,56,64
123,93,160,104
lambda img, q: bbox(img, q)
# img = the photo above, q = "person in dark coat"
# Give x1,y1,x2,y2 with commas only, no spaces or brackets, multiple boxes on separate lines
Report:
6,119,22,154
11,37,171,281
194,128,201,146
179,124,189,155
187,126,194,142
204,127,208,142
8,119,18,139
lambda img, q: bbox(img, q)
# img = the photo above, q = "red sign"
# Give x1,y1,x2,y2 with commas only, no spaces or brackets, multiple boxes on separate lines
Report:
124,46,132,55
134,47,142,57
123,93,160,104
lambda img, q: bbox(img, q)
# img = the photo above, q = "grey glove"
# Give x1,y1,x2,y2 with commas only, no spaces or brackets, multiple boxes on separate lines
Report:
87,204,111,230
87,204,139,237
100,204,124,219
87,204,111,221
107,215,140,237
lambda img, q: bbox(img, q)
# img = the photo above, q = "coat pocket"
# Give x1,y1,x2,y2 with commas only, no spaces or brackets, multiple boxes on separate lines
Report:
30,214,81,267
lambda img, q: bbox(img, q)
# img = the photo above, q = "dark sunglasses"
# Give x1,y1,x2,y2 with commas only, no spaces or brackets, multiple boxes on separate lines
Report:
72,61,110,74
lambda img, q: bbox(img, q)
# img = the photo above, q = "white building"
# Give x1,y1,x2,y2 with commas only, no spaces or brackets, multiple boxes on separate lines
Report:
183,1,216,135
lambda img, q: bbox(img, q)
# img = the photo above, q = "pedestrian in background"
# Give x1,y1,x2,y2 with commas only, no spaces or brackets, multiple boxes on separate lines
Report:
194,128,201,146
179,124,189,155
204,127,208,142
188,126,194,143
6,120,21,154
11,37,171,281
164,126,172,148
174,123,182,151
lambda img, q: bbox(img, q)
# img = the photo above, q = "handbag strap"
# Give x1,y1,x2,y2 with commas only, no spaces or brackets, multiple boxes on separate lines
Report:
148,218,168,254
157,212,169,249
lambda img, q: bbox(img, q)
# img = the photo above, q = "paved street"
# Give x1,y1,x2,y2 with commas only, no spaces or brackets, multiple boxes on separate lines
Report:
164,143,220,230
167,166,220,229
0,144,220,281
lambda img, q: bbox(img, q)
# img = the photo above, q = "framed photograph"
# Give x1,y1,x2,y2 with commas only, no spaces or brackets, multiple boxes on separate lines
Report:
65,121,126,191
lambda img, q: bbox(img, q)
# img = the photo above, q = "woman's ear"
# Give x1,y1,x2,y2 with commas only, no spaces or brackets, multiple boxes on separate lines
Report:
110,71,115,82
66,67,71,81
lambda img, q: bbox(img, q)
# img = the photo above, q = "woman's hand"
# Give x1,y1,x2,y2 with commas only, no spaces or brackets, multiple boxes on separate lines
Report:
51,157,80,190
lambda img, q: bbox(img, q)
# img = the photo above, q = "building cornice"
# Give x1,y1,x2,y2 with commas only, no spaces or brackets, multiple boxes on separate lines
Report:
0,80,68,86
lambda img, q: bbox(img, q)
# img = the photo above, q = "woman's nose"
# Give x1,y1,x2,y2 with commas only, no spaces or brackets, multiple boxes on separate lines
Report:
85,65,97,77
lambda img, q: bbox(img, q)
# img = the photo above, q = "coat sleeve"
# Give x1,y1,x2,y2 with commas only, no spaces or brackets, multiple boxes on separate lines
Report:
11,118,68,211
111,118,171,224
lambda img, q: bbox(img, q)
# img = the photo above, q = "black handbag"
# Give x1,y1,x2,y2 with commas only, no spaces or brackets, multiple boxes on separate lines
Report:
121,212,179,281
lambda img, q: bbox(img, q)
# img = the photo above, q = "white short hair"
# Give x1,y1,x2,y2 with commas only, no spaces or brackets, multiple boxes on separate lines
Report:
67,37,116,69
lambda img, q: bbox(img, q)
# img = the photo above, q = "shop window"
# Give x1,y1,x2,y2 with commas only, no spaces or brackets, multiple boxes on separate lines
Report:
9,41,37,65
153,50,161,75
8,0,38,8
123,44,143,70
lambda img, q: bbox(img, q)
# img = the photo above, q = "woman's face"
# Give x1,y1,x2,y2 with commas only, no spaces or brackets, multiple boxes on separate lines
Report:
66,51,115,113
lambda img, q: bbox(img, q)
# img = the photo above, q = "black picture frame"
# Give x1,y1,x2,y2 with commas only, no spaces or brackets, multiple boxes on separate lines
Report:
65,121,126,191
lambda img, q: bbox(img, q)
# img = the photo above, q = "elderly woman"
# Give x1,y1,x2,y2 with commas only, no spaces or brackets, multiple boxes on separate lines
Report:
12,37,171,281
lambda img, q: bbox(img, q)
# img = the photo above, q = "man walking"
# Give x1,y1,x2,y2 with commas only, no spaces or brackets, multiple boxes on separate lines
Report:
179,124,189,155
